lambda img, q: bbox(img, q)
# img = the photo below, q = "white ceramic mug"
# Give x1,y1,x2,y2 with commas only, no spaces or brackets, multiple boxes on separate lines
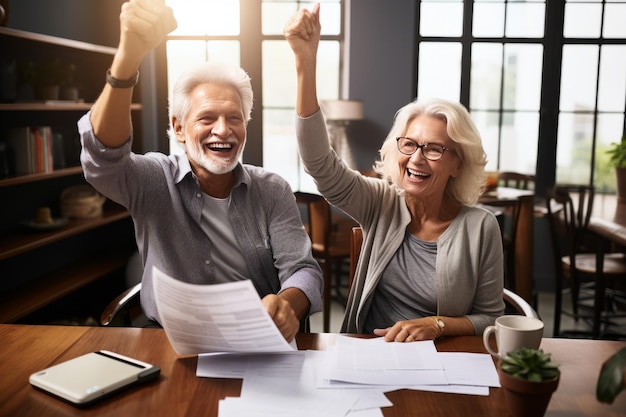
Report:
483,315,544,359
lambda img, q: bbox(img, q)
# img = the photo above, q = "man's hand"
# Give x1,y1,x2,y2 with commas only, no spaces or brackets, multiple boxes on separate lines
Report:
262,294,300,343
118,0,177,61
283,3,321,67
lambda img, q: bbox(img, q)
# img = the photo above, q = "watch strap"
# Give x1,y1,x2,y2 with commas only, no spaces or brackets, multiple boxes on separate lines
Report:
106,69,140,88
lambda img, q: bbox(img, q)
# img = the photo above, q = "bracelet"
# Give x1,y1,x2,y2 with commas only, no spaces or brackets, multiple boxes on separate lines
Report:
106,69,140,88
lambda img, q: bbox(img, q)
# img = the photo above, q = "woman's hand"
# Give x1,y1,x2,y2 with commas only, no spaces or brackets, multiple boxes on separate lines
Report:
283,3,321,68
374,317,443,342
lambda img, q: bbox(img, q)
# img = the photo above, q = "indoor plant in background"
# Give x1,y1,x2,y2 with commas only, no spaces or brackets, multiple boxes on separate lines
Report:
597,347,626,404
607,135,626,203
498,347,560,417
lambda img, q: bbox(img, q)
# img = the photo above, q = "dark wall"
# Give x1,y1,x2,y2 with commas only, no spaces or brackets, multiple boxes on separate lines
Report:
348,0,416,171
7,0,123,47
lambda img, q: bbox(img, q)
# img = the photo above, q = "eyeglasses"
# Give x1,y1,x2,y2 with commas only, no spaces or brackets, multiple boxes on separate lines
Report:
396,137,451,161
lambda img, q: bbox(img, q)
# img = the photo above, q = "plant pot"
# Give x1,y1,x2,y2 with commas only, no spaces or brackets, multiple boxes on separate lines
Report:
498,368,560,417
36,85,59,101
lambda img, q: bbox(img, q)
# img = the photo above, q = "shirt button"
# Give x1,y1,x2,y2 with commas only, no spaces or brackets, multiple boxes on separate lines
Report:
205,259,210,265
197,193,201,198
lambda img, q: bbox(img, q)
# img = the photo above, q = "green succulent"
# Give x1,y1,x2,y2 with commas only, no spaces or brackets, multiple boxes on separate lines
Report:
607,135,626,168
501,348,560,383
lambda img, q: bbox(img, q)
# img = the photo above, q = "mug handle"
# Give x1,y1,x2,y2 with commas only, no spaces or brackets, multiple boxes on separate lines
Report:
483,325,499,357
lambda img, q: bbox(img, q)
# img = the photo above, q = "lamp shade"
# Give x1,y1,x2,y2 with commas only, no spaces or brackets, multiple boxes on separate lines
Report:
320,100,364,121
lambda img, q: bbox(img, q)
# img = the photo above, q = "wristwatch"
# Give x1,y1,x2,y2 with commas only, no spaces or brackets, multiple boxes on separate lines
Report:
106,69,140,88
434,317,445,337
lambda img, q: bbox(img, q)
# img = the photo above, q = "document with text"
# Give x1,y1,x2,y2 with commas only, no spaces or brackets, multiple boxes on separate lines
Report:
152,266,296,355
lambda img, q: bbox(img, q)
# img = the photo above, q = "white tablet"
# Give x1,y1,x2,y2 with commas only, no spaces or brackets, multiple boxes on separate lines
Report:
29,350,160,406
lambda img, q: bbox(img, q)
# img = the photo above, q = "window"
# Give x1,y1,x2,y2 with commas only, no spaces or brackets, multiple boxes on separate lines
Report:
164,0,344,192
415,0,626,195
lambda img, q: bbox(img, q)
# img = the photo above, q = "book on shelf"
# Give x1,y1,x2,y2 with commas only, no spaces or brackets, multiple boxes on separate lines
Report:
3,126,55,175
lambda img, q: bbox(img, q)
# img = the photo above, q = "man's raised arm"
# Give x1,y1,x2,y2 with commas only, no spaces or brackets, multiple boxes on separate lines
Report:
91,0,176,148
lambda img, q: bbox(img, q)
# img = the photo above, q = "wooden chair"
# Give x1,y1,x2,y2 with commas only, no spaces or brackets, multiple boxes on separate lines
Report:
492,172,536,296
546,185,626,338
100,251,144,326
101,282,142,326
498,171,535,190
295,191,354,332
349,226,538,319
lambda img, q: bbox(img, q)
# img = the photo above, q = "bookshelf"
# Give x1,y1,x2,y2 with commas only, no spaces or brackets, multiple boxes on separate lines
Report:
0,26,139,323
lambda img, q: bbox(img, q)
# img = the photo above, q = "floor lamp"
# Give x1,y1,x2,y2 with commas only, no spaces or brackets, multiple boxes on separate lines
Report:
320,100,364,168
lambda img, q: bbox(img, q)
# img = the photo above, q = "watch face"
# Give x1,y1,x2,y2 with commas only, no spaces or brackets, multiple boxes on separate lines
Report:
437,319,445,328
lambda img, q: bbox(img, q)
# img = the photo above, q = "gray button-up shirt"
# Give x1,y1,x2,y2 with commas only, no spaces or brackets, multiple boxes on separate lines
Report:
78,112,323,322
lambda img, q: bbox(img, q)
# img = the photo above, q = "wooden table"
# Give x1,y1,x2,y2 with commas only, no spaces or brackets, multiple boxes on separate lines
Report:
588,202,626,338
1,324,625,417
480,187,535,303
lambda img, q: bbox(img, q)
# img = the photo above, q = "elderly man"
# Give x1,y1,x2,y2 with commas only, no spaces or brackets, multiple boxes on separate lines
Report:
79,0,323,342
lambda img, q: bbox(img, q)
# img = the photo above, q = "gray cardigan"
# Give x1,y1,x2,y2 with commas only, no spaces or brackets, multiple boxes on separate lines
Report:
296,110,504,334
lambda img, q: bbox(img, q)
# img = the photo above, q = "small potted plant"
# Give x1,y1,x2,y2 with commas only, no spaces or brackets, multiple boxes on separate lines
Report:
35,58,64,100
59,62,79,101
607,135,626,202
498,347,560,417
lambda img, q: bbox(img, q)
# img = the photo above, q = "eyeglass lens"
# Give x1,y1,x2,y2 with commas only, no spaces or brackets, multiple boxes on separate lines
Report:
397,138,445,160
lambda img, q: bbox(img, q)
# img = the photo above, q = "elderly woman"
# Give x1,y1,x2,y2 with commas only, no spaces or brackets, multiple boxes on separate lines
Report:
284,4,504,341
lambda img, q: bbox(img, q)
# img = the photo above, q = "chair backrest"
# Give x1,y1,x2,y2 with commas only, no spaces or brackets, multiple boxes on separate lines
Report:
349,226,364,289
498,171,535,190
349,226,539,318
546,185,595,259
294,191,331,251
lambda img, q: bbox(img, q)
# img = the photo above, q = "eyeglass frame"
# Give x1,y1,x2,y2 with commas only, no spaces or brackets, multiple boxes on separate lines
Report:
395,137,452,161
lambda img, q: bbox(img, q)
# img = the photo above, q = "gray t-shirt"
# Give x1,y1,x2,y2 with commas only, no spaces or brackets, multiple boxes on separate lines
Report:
364,231,437,332
200,194,250,283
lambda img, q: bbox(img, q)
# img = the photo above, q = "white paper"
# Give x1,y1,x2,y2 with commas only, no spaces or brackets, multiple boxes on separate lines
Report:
439,352,501,387
324,336,448,386
238,351,361,416
227,351,392,415
152,266,296,355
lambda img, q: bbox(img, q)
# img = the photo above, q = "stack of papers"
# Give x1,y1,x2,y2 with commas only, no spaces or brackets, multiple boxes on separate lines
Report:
199,336,501,417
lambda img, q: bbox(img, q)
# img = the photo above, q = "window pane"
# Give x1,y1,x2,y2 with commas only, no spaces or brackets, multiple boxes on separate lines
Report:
262,1,341,35
598,46,626,112
417,42,461,101
263,40,339,108
564,3,602,38
263,40,296,108
470,43,503,110
420,2,463,37
604,4,626,38
262,109,300,189
471,110,500,172
505,3,545,38
500,111,539,175
595,113,626,193
559,45,599,112
473,3,505,37
556,112,594,185
166,40,240,92
167,0,240,35
502,44,543,111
